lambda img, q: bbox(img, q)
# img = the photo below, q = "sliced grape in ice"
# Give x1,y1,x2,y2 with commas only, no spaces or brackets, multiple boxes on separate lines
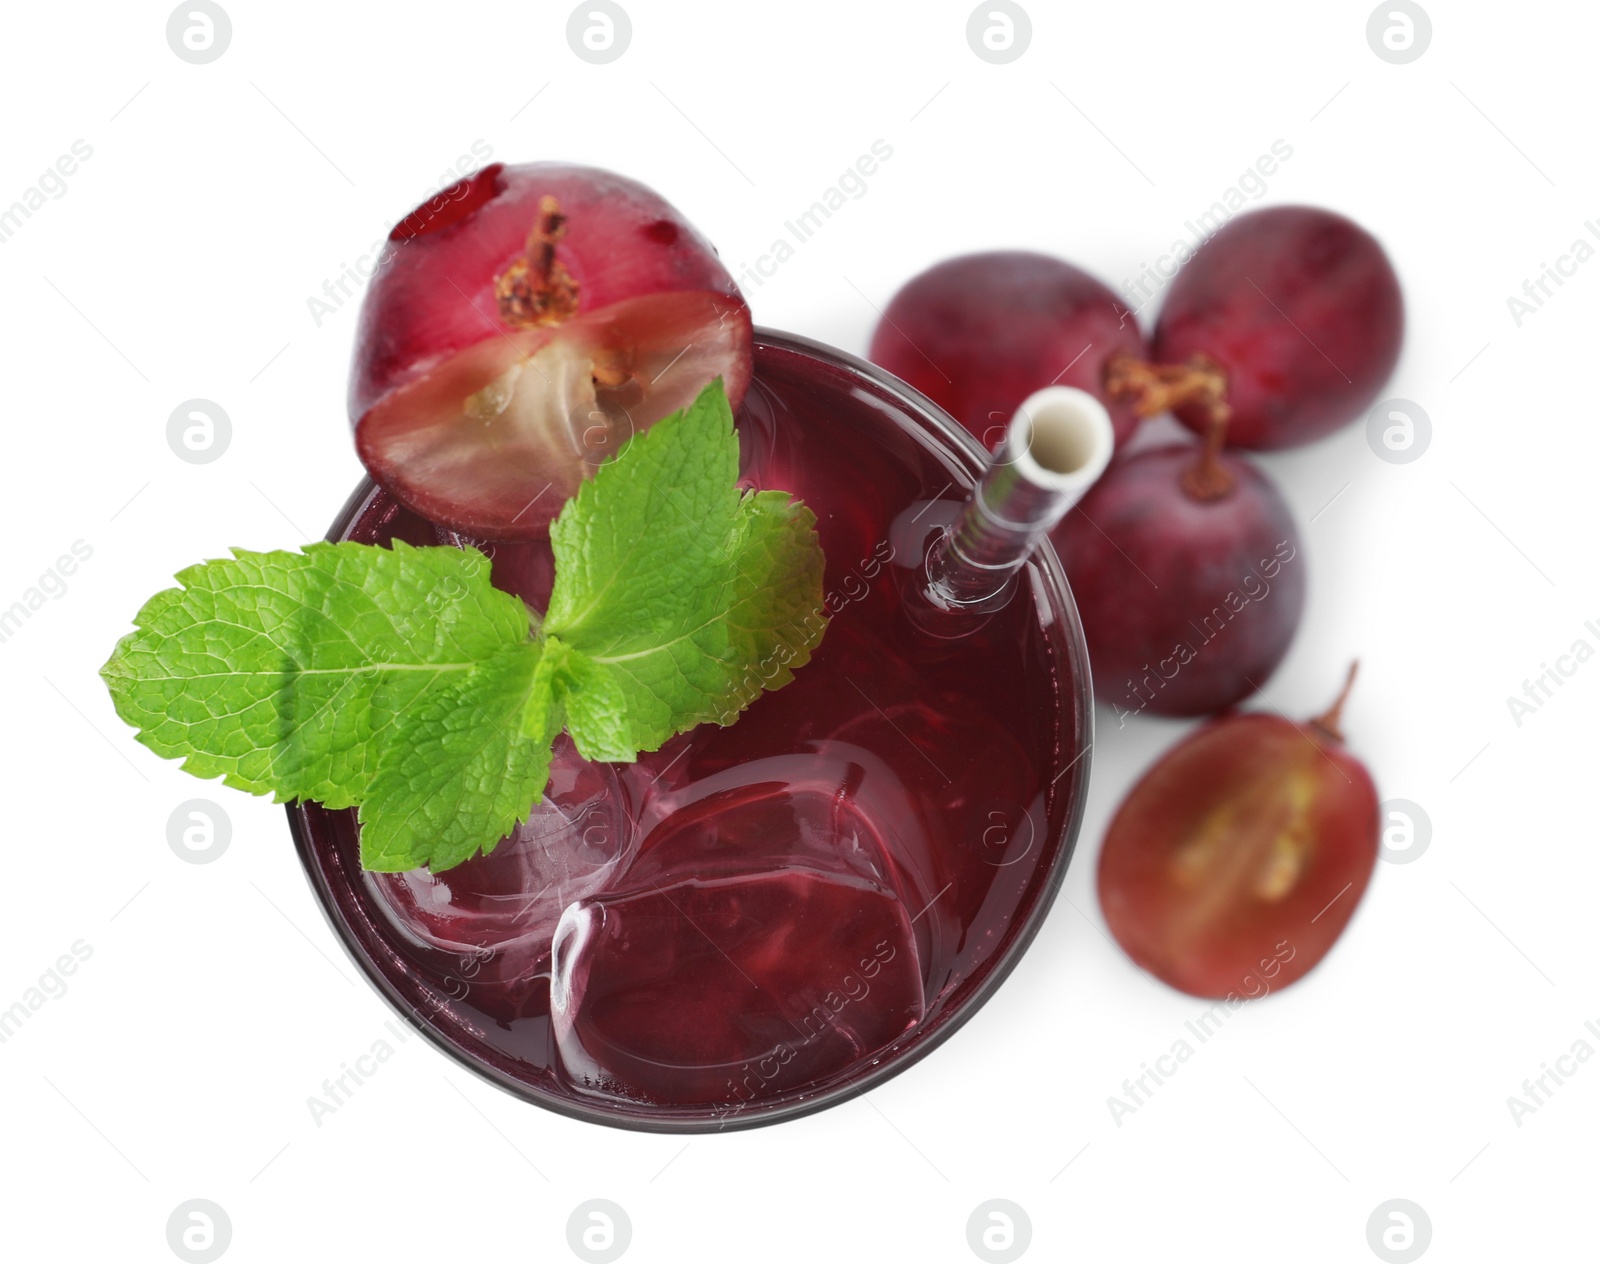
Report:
550,866,924,1110
365,734,634,976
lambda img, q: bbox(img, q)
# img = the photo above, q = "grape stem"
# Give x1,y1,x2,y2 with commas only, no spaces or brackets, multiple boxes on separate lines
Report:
1104,354,1235,501
495,195,580,328
1309,661,1360,744
1181,413,1234,501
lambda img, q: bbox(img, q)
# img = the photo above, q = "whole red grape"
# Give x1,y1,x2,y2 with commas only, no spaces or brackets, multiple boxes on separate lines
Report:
1152,206,1403,449
1054,430,1305,718
868,252,1145,450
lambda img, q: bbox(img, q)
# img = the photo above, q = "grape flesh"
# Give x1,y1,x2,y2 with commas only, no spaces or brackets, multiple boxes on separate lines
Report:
1098,699,1378,998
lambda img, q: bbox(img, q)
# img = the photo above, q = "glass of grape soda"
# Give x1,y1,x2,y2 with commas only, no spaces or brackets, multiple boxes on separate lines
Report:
291,329,1107,1130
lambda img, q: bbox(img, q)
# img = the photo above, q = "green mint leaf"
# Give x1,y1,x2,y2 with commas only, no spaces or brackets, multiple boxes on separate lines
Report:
358,642,557,872
536,636,634,762
100,542,530,808
543,377,741,650
100,378,828,874
723,489,830,700
542,379,827,761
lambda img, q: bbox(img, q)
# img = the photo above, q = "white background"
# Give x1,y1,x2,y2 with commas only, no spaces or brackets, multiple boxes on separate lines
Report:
1,1,1593,1260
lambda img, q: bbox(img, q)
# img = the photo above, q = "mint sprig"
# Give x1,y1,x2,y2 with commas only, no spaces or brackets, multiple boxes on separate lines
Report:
102,380,827,872
98,541,531,808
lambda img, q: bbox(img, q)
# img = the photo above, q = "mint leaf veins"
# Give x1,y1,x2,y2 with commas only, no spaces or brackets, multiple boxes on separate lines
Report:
101,380,827,872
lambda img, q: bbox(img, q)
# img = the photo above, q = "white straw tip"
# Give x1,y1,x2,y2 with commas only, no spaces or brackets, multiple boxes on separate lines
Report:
1004,386,1115,493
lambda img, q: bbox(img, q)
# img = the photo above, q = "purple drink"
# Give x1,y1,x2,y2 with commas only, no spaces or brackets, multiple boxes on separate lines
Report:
291,330,1093,1130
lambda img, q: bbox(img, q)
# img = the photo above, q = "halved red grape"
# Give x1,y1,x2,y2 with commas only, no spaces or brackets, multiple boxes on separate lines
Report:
1142,206,1403,450
868,252,1145,450
1097,667,1379,998
351,162,753,538
1054,425,1305,717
